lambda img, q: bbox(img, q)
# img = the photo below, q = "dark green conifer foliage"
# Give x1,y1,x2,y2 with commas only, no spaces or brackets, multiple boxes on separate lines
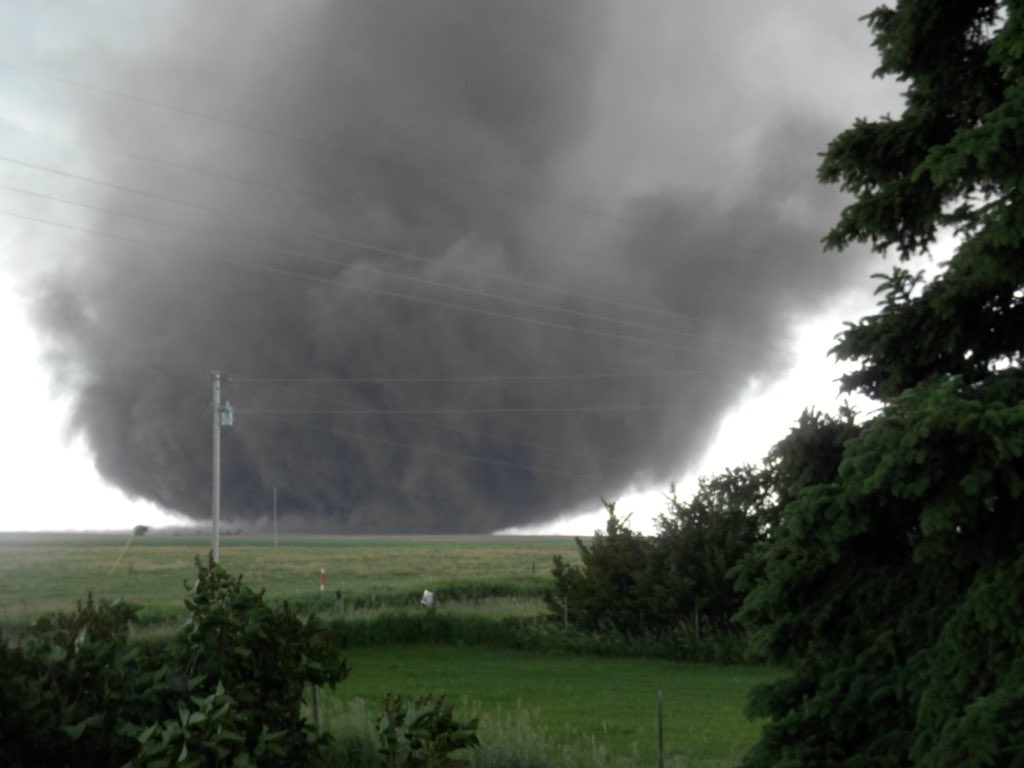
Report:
740,1,1024,765
548,469,776,643
644,466,774,636
548,503,654,634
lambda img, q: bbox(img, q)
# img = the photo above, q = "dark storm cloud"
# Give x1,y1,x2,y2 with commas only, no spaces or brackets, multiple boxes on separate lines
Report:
6,1,890,531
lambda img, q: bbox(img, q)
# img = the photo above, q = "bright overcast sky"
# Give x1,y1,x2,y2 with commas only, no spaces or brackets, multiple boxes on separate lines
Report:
0,1,910,535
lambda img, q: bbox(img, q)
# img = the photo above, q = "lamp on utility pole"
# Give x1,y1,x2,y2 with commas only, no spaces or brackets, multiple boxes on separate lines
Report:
211,371,234,563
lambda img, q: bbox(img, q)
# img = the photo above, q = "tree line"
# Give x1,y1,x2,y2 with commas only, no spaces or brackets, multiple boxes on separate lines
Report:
546,409,856,650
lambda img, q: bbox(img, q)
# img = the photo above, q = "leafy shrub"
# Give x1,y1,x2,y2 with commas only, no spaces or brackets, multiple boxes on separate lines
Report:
132,680,289,767
0,596,164,766
178,555,349,760
546,476,773,654
547,504,653,635
0,556,349,767
376,693,479,767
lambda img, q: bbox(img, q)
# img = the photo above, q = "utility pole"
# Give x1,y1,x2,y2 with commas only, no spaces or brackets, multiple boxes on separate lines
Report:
211,371,233,563
273,486,278,549
211,371,222,563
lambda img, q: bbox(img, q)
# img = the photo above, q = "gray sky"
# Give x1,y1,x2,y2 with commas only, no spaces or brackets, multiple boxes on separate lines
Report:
0,1,902,533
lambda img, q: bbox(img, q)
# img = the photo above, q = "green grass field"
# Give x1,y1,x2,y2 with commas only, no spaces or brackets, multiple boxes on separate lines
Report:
0,533,578,630
327,645,777,767
0,533,779,766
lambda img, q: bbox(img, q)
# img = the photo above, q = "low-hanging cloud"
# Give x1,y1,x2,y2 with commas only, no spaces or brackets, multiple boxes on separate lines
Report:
5,0,892,532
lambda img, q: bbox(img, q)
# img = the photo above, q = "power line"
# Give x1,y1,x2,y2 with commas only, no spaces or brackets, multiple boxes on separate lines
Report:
0,119,317,211
232,379,639,466
105,362,684,465
236,405,684,415
246,412,605,482
0,177,782,353
0,59,683,235
0,206,757,355
0,155,798,359
229,367,781,384
0,119,800,345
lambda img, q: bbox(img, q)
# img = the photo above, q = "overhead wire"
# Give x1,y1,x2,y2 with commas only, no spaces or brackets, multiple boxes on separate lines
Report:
231,378,639,467
0,58,805,501
0,59,698,235
0,174,790,355
0,181,787,474
0,203,775,355
0,119,768,340
228,367,780,384
0,68,802,346
83,364,636,471
246,412,605,482
236,405,685,415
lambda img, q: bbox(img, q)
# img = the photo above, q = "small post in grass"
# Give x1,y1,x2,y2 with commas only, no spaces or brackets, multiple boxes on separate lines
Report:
311,685,321,735
657,688,664,768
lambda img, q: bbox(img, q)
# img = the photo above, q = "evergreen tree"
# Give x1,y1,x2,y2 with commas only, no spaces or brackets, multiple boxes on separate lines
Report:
739,2,1024,765
548,503,653,634
645,466,774,637
548,469,776,641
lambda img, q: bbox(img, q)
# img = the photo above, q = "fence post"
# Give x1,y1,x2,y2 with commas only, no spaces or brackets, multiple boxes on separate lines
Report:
657,688,664,768
311,684,322,736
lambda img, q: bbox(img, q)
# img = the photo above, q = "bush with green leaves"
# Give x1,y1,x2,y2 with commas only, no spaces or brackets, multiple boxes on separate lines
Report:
376,693,479,768
131,679,290,767
0,596,165,766
177,555,350,760
0,556,349,767
645,466,775,637
547,503,653,636
547,470,774,649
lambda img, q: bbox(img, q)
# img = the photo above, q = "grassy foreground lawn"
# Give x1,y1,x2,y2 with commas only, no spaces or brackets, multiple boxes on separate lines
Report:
0,533,579,629
327,645,779,767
